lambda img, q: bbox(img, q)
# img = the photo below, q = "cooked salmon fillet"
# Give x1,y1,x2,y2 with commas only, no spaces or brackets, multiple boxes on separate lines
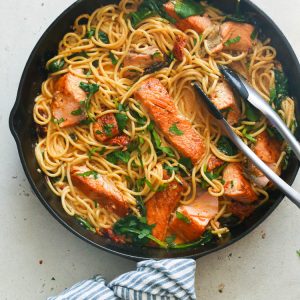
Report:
123,46,164,78
169,191,218,242
71,165,129,217
246,131,282,187
211,82,240,125
134,78,206,164
221,21,254,51
93,113,119,143
223,163,258,203
108,135,130,147
164,2,212,33
253,131,282,164
146,177,185,242
173,35,187,61
207,155,224,172
51,72,87,127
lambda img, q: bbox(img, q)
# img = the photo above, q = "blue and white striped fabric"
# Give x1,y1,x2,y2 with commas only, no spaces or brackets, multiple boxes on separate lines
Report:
48,259,196,300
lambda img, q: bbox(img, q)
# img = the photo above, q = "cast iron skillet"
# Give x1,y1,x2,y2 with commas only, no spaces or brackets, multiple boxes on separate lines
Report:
9,0,300,260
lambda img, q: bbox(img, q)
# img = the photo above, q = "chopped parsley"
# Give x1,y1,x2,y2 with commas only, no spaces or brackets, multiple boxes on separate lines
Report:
163,164,179,175
157,183,168,192
169,123,184,136
176,211,191,224
106,150,130,164
71,108,84,116
77,170,98,179
79,82,100,121
116,111,128,132
87,147,106,159
103,123,115,137
224,36,241,47
86,28,96,38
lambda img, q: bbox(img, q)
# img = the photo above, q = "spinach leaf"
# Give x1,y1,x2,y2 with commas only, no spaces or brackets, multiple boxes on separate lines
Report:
75,215,96,233
269,69,289,110
129,0,176,28
282,145,292,170
179,157,193,169
98,32,109,43
106,150,131,164
157,183,168,192
266,126,283,141
131,110,147,125
86,28,96,38
245,102,260,122
170,231,213,249
109,51,118,65
174,0,204,19
48,59,65,73
71,108,84,116
113,215,167,247
217,136,238,156
163,164,179,175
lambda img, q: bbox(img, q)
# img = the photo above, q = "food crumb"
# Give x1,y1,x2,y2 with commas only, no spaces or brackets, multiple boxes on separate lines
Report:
39,260,43,265
261,231,266,239
218,283,225,293
51,277,56,281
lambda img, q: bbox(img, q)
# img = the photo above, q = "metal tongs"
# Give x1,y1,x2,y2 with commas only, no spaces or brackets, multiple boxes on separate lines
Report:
193,65,300,208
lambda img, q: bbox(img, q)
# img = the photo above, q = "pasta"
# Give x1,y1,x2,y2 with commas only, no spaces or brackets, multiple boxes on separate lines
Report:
33,0,296,247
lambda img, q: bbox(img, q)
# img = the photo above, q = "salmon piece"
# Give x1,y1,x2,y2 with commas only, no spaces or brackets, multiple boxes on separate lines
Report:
51,72,87,127
221,21,254,51
108,135,130,147
223,163,258,203
123,46,165,78
211,82,240,125
164,2,212,34
229,201,256,219
71,165,129,217
253,131,282,164
134,78,206,164
173,35,187,61
146,177,185,242
207,155,224,172
93,113,119,143
169,191,218,242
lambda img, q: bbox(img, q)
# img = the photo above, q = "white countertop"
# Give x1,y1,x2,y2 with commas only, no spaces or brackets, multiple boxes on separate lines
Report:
1,0,300,299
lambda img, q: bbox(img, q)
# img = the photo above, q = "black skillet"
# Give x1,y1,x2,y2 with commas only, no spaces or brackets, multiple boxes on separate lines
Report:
9,0,300,260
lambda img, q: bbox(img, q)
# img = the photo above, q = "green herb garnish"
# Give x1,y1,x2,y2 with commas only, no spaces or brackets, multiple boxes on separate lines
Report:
51,117,65,125
269,69,289,110
75,215,96,233
157,183,168,192
71,108,84,116
179,157,193,170
86,28,96,38
224,36,241,47
176,211,191,224
245,102,260,122
77,170,98,179
103,123,115,137
48,59,65,73
169,123,184,136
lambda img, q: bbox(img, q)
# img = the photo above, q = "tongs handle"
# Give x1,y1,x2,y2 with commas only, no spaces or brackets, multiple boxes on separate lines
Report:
219,65,300,161
220,120,300,208
193,82,300,208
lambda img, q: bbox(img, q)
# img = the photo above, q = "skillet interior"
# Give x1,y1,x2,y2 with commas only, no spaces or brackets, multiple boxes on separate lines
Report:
9,0,300,260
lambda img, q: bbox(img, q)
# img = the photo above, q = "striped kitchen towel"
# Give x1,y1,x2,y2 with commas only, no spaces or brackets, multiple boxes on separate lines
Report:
48,259,196,300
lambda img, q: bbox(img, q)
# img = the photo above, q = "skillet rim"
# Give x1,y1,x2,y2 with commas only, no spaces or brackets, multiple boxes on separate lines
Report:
9,0,300,261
